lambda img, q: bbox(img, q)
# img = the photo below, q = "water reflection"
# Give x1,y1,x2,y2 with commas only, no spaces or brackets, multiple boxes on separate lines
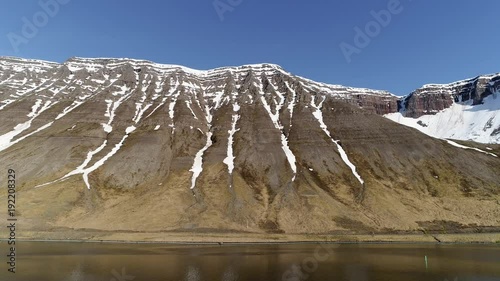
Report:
184,265,201,281
344,264,369,281
221,265,239,281
0,242,498,281
64,263,85,281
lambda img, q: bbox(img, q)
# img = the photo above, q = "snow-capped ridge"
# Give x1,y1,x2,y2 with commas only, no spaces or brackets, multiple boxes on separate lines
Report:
1,56,396,99
65,57,285,77
0,56,58,67
417,73,500,92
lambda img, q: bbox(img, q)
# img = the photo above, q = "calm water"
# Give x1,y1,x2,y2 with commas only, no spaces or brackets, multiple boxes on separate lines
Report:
1,242,499,281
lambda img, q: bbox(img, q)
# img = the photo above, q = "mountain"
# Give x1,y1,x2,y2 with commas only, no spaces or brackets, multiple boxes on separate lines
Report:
386,73,500,144
0,56,499,239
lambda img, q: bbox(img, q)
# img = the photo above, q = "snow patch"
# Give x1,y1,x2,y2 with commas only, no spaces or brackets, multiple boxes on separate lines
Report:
56,101,83,120
132,103,153,123
101,86,133,133
27,99,43,117
445,139,497,157
385,94,500,144
185,100,198,119
102,124,113,133
284,82,297,131
223,113,240,175
189,132,213,190
145,97,167,119
0,100,15,111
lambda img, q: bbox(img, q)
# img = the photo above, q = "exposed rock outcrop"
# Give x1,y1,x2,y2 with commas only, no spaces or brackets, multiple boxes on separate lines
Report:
399,74,500,118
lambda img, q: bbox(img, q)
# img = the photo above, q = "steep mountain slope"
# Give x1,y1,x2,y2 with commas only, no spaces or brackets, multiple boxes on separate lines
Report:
0,57,499,237
386,73,500,144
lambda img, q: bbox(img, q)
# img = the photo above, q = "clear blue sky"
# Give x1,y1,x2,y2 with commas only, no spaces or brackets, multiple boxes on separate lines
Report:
1,0,499,95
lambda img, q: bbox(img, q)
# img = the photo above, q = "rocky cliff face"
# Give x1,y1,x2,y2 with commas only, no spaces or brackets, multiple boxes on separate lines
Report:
345,93,399,115
0,56,499,237
399,74,500,118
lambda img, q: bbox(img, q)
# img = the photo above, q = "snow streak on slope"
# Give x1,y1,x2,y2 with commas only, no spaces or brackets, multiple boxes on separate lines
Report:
132,76,154,123
168,78,182,131
446,139,497,157
102,85,132,133
190,132,213,190
385,93,500,144
102,100,114,133
35,141,108,188
145,96,168,119
56,100,84,120
0,68,113,152
8,122,54,149
145,77,181,120
284,82,297,133
310,96,364,185
0,99,55,152
223,102,240,178
69,79,141,188
132,102,153,124
185,100,198,120
80,126,136,189
258,79,297,181
34,81,141,189
36,126,138,189
0,100,15,111
189,88,217,190
8,98,89,151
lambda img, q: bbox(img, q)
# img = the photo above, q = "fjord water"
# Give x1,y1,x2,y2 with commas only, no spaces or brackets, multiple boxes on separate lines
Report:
2,242,499,281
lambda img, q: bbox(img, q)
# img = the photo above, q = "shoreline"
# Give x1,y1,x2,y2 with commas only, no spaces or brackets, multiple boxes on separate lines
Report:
1,239,498,245
1,231,499,245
